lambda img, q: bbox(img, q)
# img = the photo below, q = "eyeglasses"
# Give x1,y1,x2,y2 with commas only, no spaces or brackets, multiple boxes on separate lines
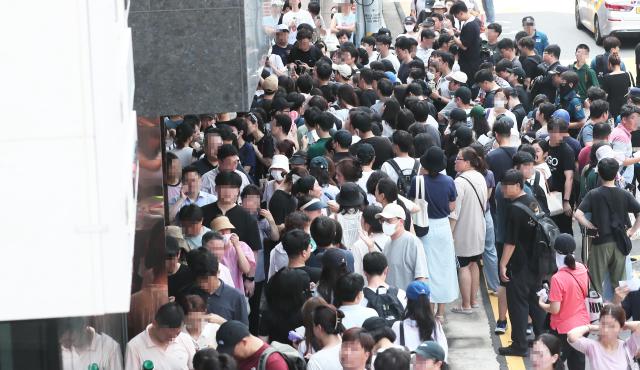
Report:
455,157,465,161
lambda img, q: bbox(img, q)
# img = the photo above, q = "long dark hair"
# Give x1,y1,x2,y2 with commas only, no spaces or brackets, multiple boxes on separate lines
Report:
317,259,349,304
404,295,436,342
459,147,488,174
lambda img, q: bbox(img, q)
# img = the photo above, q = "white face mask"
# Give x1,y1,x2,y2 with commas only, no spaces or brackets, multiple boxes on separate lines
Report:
426,72,435,80
494,99,506,109
382,221,397,236
223,234,231,244
404,24,415,33
271,169,284,182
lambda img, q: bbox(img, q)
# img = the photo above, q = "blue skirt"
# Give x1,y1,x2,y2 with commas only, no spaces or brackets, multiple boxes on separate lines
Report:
420,217,459,303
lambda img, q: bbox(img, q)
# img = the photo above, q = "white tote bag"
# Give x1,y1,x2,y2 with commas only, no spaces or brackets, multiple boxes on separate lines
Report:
547,191,564,216
411,175,429,228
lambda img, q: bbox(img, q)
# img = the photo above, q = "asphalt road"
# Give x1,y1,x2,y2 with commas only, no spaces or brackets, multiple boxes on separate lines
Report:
493,0,637,66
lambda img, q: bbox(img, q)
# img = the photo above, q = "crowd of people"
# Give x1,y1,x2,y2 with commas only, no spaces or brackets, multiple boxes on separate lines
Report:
65,0,640,369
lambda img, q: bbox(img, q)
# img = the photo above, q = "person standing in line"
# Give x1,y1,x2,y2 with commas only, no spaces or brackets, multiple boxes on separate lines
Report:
498,169,546,357
409,147,458,320
449,147,487,314
449,1,482,84
546,118,575,235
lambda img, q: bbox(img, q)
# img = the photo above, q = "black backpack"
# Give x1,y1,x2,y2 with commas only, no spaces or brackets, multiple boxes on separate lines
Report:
386,159,420,197
512,202,559,284
363,286,405,324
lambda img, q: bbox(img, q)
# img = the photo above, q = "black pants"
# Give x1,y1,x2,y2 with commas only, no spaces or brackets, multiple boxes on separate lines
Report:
248,281,264,334
506,267,547,349
552,213,574,235
550,331,585,370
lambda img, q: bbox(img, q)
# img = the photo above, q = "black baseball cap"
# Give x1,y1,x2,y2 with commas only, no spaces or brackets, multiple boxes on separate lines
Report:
450,108,467,123
216,320,251,355
522,16,535,25
165,236,181,257
554,233,576,255
334,130,352,148
415,341,446,362
290,150,307,165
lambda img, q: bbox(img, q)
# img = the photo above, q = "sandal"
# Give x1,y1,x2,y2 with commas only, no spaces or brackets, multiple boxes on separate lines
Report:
450,306,473,315
471,303,480,309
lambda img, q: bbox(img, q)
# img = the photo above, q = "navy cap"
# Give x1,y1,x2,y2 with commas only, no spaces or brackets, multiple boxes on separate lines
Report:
626,87,640,101
216,320,251,355
321,248,347,269
310,156,329,169
415,341,446,361
554,233,576,255
334,130,353,148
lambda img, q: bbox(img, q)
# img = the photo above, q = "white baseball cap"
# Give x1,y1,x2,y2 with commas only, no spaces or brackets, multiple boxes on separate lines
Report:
375,203,406,220
595,145,624,165
446,71,468,84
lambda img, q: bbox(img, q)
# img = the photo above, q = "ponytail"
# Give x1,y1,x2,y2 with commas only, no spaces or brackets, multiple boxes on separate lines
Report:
564,254,576,270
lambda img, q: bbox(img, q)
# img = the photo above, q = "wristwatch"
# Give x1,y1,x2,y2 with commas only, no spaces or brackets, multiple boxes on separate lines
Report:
243,274,255,282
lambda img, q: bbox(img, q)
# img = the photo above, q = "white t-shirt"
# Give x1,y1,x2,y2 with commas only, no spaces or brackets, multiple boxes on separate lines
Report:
338,304,379,329
380,53,401,73
282,10,315,44
307,342,343,370
350,233,390,275
380,157,419,185
182,322,220,351
125,325,196,370
61,328,123,370
486,109,520,147
357,170,373,195
391,318,448,360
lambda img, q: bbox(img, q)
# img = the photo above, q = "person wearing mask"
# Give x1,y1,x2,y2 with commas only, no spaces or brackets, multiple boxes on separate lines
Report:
409,147,458,319
530,334,562,370
538,234,589,370
340,328,375,370
125,302,196,370
568,305,640,369
575,158,640,296
365,203,428,289
262,154,290,206
391,281,447,356
375,178,414,232
209,216,256,295
555,71,587,133
307,304,347,370
498,169,546,357
450,147,488,315
216,320,289,370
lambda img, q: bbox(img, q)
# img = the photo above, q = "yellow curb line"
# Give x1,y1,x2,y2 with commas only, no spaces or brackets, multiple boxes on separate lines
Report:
486,283,527,370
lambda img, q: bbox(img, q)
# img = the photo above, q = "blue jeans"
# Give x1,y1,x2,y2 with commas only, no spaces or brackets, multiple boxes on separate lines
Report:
482,0,495,23
484,210,500,292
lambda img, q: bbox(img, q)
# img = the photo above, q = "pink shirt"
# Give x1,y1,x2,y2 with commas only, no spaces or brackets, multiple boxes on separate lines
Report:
570,333,640,370
223,241,256,292
549,264,590,334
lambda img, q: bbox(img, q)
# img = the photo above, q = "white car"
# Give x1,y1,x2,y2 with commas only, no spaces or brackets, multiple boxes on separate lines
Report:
575,0,640,44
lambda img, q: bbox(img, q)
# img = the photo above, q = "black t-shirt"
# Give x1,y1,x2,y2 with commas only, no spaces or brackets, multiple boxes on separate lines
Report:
359,88,379,108
201,202,262,251
254,134,275,182
288,45,323,67
168,264,193,298
578,186,640,244
333,151,354,163
398,62,411,84
268,189,298,225
486,147,516,184
272,44,293,65
504,193,540,272
458,18,482,75
192,157,216,177
602,72,634,118
295,266,321,283
521,55,543,79
546,142,575,194
349,136,394,169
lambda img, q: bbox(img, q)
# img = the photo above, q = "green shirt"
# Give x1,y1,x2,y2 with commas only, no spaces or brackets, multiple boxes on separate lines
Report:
571,62,599,101
307,137,331,159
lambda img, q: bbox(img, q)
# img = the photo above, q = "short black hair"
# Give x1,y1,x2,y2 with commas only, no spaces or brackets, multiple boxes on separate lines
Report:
334,273,365,306
217,144,238,161
598,157,620,181
454,86,472,104
438,51,455,69
214,171,242,187
492,117,512,137
274,113,293,134
374,348,410,370
202,231,223,246
186,248,219,278
155,302,185,328
561,70,579,86
395,37,412,52
576,43,590,52
449,0,468,15
177,204,203,223
182,165,200,181
361,35,376,46
375,34,393,46
340,42,358,58
241,184,262,199
547,117,569,133
517,36,535,51
502,168,524,188
620,104,640,119
495,58,513,73
297,28,313,41
310,216,336,248
543,44,561,59
474,68,494,83
360,67,375,85
593,122,612,140
408,99,430,122
487,22,502,35
392,130,413,153
282,229,312,257
603,36,621,52
351,110,373,132
538,102,557,121
363,252,388,275
497,38,515,51
296,74,314,94
317,111,335,132
420,29,436,41
587,86,607,101
337,30,352,40
377,78,394,97
316,62,333,80
589,99,610,119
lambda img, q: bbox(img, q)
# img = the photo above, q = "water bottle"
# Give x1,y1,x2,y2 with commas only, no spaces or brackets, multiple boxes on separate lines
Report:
88,364,99,370
142,360,154,370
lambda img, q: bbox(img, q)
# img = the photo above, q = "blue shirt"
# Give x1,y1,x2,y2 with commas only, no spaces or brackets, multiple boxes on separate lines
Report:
533,30,549,57
409,174,457,219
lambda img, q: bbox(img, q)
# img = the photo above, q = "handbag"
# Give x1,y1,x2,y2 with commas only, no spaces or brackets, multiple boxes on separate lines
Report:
546,191,563,216
566,269,603,323
411,175,430,237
